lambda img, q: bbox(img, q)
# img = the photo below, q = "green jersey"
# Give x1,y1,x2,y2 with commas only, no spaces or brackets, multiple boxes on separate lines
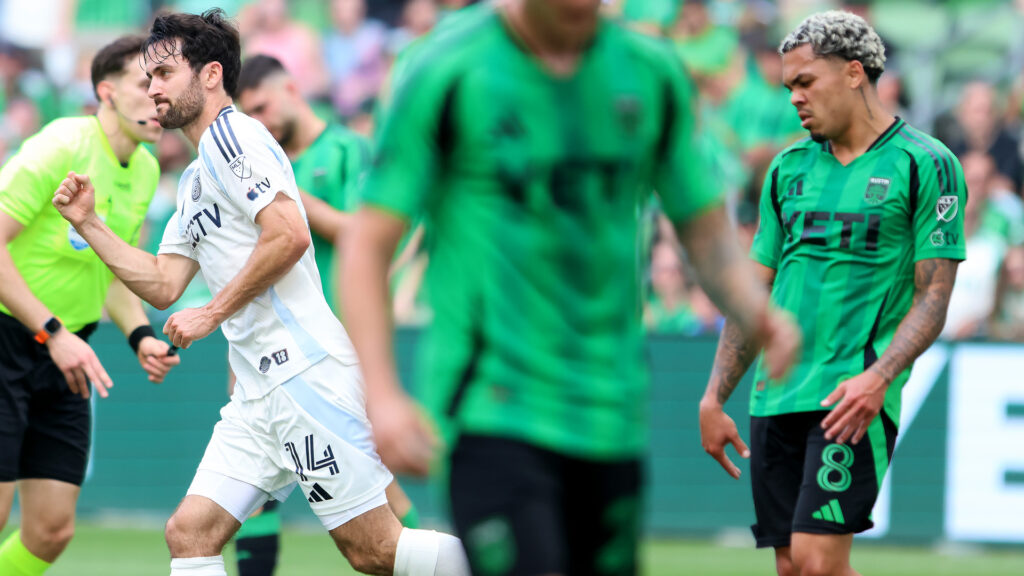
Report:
0,117,159,332
291,123,370,309
749,119,967,425
363,4,719,459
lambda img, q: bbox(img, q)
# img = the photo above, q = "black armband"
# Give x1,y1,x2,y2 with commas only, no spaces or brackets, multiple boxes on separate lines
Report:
128,325,157,354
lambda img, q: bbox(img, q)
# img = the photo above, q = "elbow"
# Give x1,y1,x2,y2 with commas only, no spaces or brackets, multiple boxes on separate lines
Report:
286,226,311,263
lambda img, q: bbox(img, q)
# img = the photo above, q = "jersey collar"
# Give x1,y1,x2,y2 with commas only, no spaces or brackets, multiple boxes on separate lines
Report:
218,105,236,117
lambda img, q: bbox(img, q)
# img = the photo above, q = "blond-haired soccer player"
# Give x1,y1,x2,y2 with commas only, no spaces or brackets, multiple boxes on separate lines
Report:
700,11,964,576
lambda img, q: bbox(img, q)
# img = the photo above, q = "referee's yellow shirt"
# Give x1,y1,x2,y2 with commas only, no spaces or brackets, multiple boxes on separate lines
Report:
0,116,159,332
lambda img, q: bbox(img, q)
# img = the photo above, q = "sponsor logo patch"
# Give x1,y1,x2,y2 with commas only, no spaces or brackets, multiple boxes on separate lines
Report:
930,229,946,247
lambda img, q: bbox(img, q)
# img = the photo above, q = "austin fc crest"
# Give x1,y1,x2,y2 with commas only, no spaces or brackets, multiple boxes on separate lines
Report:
864,177,890,205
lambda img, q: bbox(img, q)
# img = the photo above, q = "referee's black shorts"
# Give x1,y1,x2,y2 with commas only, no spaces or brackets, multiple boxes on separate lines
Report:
0,312,97,485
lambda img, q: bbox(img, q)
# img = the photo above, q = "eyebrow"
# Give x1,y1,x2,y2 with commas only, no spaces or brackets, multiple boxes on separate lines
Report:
146,64,170,79
783,73,810,90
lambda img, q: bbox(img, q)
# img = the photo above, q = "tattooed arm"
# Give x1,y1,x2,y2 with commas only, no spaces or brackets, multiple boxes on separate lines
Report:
821,258,959,444
696,261,780,479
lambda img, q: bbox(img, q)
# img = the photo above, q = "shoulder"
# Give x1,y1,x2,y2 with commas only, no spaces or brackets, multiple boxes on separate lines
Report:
199,108,280,166
890,123,959,168
22,116,94,154
771,137,817,167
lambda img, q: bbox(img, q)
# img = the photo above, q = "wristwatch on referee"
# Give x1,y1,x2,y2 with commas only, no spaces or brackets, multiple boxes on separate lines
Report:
34,316,62,344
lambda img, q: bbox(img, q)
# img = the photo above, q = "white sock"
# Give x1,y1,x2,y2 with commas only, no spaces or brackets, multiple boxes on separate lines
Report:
169,556,227,575
394,528,470,576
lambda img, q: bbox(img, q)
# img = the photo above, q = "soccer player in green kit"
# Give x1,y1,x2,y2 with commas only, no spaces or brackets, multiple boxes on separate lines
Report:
0,36,180,575
700,11,964,576
233,54,420,576
342,1,801,574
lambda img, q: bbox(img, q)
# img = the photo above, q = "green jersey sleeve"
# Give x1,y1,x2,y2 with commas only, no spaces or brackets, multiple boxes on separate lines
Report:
0,127,70,226
750,160,784,269
912,148,967,262
654,50,723,225
360,59,451,221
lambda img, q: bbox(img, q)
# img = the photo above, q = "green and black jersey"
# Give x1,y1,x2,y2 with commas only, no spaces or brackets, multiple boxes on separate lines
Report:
362,3,720,459
750,119,967,426
291,122,371,309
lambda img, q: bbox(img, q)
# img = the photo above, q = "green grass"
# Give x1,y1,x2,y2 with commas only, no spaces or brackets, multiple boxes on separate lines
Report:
2,524,1023,575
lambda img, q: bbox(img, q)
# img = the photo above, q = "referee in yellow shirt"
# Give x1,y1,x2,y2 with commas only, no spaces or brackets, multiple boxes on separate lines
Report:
0,36,179,575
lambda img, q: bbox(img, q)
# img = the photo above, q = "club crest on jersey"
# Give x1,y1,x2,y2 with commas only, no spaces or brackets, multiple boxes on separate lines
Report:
259,356,271,373
864,177,890,205
936,195,958,222
229,155,252,181
930,229,945,247
191,173,202,202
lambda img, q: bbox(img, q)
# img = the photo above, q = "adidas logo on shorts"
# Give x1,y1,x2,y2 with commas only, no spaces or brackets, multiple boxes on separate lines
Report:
307,482,333,503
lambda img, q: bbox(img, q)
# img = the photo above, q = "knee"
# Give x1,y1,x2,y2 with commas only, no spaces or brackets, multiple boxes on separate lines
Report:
25,516,75,550
776,553,797,576
796,553,842,576
164,511,204,557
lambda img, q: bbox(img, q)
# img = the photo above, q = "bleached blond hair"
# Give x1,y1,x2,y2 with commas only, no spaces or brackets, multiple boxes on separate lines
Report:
779,10,886,82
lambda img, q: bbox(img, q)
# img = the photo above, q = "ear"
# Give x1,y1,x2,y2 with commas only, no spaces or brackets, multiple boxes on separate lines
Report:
96,79,115,105
203,61,224,90
847,59,868,90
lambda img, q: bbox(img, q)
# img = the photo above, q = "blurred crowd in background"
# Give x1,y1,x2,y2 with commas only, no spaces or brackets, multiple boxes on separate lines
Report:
2,0,1024,340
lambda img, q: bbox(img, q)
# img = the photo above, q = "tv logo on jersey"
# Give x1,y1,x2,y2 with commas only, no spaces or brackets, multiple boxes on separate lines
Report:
245,177,272,201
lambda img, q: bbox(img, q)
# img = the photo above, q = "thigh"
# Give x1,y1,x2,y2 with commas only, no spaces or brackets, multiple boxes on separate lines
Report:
274,361,393,530
793,410,897,536
450,434,565,576
20,361,90,485
749,413,812,549
17,478,80,531
564,457,642,576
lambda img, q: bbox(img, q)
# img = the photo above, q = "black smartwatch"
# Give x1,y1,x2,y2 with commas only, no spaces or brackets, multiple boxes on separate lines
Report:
34,316,62,344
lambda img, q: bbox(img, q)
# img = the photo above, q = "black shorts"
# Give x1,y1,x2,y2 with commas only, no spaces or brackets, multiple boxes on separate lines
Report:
0,313,97,485
449,434,642,576
749,410,897,548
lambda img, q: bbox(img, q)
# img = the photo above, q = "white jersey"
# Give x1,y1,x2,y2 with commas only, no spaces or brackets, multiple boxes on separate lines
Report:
159,106,358,400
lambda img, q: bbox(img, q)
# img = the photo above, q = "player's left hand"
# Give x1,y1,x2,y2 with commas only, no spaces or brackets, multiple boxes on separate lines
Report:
136,336,181,383
163,307,218,349
820,370,888,445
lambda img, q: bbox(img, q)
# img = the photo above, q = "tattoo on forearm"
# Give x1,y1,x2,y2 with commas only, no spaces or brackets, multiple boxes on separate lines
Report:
709,320,760,405
871,259,957,383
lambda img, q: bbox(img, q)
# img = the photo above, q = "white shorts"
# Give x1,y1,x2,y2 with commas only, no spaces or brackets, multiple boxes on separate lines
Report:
186,356,393,530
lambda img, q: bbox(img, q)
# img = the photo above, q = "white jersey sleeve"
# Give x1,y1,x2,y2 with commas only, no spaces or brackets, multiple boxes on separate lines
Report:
200,110,300,224
158,161,200,260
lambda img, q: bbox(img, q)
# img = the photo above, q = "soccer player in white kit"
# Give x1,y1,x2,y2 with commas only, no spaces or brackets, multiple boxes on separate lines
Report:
51,10,469,576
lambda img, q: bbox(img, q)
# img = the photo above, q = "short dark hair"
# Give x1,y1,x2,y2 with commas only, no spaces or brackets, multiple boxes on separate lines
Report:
237,55,287,96
90,35,145,98
144,8,241,97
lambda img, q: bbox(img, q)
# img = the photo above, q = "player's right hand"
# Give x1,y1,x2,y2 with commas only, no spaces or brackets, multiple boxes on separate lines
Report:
761,309,801,380
52,171,97,228
45,328,113,399
699,400,749,479
367,385,438,477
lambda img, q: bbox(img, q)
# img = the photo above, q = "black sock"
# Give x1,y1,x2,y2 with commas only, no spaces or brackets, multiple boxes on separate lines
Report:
235,500,281,576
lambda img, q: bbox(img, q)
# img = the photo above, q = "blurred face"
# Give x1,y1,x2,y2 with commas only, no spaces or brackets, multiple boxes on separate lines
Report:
525,0,602,46
650,243,686,298
238,77,298,147
959,83,997,138
145,41,206,130
783,44,857,143
108,56,163,143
